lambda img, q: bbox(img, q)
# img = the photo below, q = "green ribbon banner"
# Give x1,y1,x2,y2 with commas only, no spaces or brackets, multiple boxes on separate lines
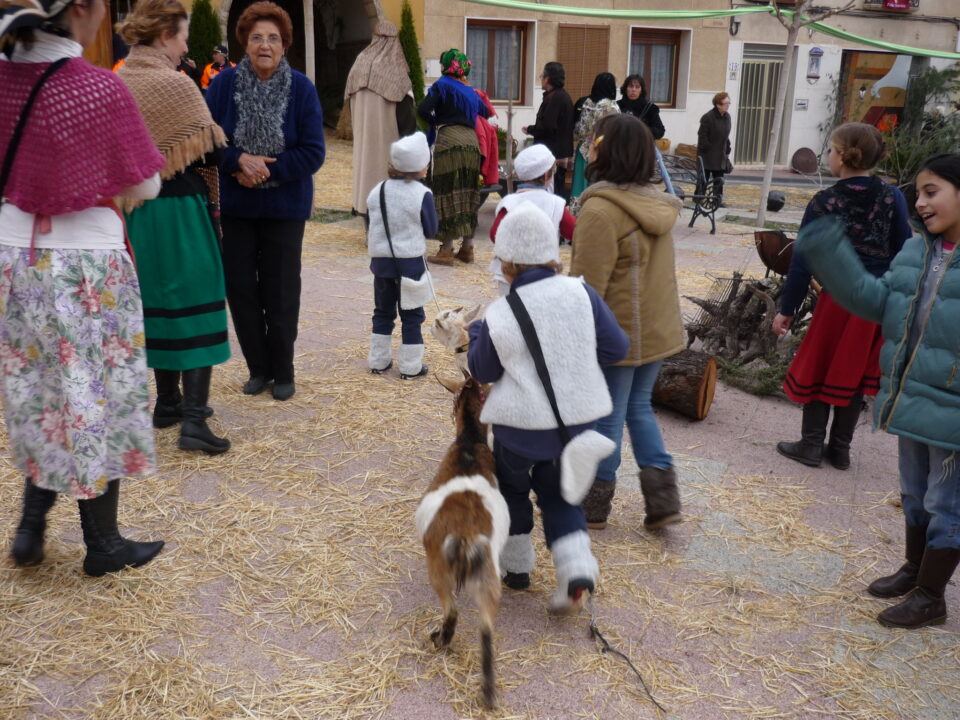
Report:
461,0,960,60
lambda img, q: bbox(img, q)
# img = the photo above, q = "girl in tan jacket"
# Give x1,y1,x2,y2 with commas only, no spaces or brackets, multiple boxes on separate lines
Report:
569,113,685,530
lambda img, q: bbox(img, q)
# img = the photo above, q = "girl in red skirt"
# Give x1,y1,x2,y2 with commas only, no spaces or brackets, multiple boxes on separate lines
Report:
772,123,912,469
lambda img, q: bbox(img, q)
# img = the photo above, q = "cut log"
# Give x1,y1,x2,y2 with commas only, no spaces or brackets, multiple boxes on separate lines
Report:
653,349,718,421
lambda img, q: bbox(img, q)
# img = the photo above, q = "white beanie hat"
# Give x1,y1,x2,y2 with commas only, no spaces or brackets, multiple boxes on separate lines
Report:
390,132,430,173
495,202,560,265
513,143,555,181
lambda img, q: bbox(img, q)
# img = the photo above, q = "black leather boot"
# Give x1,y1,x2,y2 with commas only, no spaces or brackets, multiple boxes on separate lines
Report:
868,523,927,598
11,477,57,566
776,401,830,467
824,394,862,470
877,547,960,629
78,480,164,576
153,369,213,428
179,367,230,454
582,479,616,529
152,369,182,428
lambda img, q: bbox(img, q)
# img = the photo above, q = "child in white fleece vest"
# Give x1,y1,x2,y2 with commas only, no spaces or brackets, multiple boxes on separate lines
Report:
366,132,437,379
467,203,628,614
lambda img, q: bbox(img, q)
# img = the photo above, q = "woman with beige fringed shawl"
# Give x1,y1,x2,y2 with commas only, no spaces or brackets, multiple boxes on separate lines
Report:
117,0,232,455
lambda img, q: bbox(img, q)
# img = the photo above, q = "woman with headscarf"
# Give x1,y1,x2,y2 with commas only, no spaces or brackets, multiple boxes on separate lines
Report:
418,48,488,265
571,72,619,200
0,0,166,575
206,1,325,402
117,0,231,455
345,19,415,218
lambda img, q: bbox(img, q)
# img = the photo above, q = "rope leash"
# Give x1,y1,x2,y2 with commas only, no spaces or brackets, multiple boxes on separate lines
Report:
586,596,668,716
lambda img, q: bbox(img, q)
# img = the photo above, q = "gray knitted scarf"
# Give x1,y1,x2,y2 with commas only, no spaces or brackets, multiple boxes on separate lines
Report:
233,56,291,157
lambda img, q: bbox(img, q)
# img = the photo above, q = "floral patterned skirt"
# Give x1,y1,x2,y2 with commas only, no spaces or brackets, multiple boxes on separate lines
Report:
0,245,156,499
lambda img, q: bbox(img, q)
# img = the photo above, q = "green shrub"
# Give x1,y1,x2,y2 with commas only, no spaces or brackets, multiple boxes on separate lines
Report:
399,0,424,105
879,63,960,206
188,0,222,70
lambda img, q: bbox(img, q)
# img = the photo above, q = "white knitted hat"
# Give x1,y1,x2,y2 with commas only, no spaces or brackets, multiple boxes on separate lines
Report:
513,143,555,181
495,202,560,265
390,132,430,172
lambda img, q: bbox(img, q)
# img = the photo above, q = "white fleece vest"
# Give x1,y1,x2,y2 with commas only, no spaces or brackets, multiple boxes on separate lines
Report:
495,189,565,236
480,275,612,429
367,179,430,259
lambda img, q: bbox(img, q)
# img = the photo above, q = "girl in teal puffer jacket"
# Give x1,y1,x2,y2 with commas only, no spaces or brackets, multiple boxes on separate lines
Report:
797,153,960,630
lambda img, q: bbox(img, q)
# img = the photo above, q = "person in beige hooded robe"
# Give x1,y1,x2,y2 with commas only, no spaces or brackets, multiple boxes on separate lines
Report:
345,20,416,216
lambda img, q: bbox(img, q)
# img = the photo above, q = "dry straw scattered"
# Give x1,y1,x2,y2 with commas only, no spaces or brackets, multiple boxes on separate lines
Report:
0,134,956,719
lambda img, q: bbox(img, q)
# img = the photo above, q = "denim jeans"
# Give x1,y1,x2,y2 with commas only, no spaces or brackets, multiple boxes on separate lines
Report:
899,436,960,550
595,362,673,483
494,439,586,547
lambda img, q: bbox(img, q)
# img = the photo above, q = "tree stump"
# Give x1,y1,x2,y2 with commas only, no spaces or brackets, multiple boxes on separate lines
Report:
653,349,717,420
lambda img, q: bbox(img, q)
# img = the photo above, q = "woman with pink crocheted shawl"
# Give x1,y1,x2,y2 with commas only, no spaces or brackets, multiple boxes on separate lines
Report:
0,0,168,576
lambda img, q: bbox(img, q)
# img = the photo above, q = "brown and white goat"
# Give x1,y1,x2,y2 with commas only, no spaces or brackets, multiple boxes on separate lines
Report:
415,375,508,709
430,305,483,377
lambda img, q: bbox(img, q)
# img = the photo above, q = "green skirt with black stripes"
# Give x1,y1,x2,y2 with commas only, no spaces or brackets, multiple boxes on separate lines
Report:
125,194,230,370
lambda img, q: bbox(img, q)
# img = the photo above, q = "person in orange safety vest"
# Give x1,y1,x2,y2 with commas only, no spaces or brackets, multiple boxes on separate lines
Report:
201,44,235,91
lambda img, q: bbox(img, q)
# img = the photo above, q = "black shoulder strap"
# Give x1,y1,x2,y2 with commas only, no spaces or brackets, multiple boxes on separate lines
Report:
505,290,571,445
378,180,403,278
0,57,69,203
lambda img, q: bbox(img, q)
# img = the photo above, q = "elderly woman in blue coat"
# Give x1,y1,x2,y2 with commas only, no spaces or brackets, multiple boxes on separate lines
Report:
206,1,325,402
796,153,960,630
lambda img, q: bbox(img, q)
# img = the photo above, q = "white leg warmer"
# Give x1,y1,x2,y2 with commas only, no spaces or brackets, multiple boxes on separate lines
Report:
398,343,424,377
368,333,392,371
549,530,599,612
500,533,536,574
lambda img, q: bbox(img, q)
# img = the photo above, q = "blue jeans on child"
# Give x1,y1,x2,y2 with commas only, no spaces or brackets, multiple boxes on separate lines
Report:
494,439,586,547
372,276,425,344
594,362,673,483
899,436,960,550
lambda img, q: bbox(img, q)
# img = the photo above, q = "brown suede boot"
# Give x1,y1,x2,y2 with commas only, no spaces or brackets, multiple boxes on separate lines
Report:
581,479,616,529
456,242,475,264
877,547,960,629
639,466,682,529
427,242,455,265
867,523,926,598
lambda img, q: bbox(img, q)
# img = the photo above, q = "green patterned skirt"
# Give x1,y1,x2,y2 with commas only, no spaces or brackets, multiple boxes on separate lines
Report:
125,194,230,370
428,124,482,242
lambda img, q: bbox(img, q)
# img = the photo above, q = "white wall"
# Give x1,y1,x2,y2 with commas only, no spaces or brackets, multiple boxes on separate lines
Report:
784,43,846,165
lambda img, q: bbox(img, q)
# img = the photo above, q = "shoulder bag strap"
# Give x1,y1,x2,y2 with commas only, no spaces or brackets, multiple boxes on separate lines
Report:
0,57,69,203
505,289,571,446
378,180,404,280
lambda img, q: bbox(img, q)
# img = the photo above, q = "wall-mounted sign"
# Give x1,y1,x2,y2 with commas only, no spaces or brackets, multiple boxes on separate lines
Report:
795,99,809,110
862,0,918,12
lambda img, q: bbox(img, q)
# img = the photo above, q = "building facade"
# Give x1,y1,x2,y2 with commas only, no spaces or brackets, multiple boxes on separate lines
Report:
420,0,959,166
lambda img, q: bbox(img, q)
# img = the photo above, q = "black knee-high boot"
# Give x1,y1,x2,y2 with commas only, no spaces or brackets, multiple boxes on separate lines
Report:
153,369,182,428
153,369,213,428
11,477,57,566
77,479,164,576
178,367,230,454
777,401,830,467
824,394,862,470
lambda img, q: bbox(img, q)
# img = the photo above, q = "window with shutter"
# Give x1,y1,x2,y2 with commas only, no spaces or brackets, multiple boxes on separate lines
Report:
629,29,681,108
466,20,530,103
556,25,610,103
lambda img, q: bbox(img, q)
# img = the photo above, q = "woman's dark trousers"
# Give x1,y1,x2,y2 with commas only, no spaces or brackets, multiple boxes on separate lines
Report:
221,216,305,385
